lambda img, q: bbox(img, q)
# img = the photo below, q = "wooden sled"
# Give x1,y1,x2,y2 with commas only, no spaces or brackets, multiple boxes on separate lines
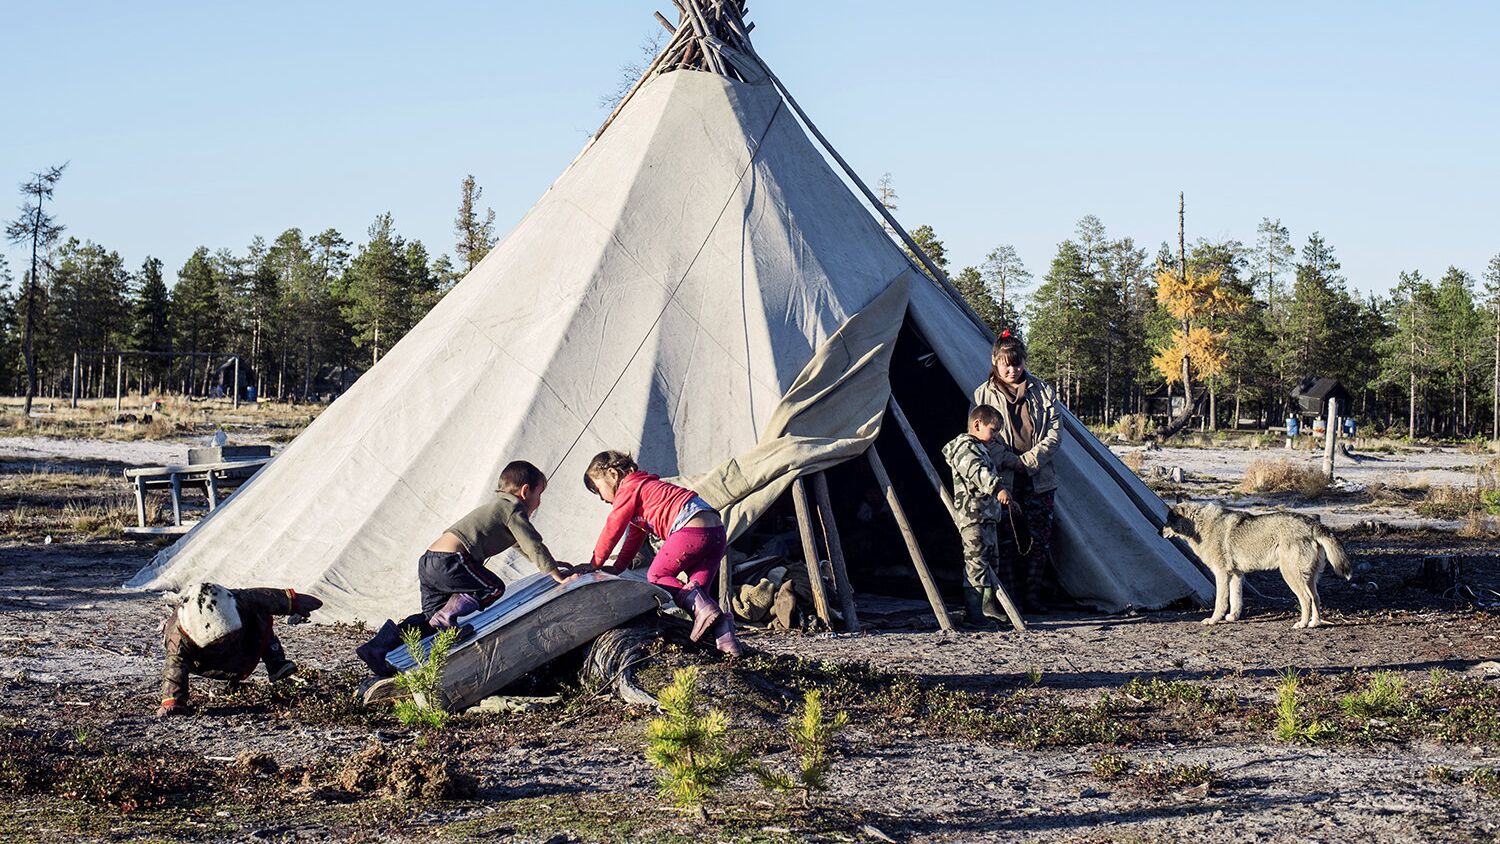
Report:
373,571,671,712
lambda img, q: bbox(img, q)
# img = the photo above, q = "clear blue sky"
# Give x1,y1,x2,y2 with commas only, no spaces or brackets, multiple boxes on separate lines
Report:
3,2,1496,297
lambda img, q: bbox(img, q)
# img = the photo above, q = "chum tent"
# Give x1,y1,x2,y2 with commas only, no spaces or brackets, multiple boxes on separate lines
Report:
129,1,1210,624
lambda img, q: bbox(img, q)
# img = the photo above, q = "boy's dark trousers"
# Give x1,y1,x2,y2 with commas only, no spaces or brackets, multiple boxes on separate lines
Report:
417,550,506,619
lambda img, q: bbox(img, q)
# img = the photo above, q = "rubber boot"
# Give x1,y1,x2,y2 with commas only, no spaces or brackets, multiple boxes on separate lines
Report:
682,585,723,643
711,612,743,658
356,620,402,678
981,587,1009,624
263,637,297,682
429,593,479,630
962,587,999,630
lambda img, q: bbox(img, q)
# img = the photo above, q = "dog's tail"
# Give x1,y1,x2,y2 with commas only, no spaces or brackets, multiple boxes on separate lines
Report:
1316,531,1352,579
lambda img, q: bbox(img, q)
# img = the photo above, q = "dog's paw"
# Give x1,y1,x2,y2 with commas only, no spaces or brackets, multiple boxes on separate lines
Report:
1201,617,1220,626
1292,621,1308,629
1224,615,1240,623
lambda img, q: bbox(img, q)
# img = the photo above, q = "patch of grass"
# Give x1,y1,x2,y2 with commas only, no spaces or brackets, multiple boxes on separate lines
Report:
1469,768,1500,797
1339,670,1412,720
1129,761,1220,796
1114,414,1152,441
1092,752,1131,781
1122,677,1236,715
1274,669,1339,744
1239,459,1329,498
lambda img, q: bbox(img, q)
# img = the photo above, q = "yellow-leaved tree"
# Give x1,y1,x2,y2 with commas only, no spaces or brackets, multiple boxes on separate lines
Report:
1153,264,1241,423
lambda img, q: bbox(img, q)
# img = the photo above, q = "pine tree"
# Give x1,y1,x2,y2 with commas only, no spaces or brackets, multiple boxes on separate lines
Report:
344,213,407,366
1485,254,1500,440
952,266,1012,334
1378,270,1436,437
130,257,172,390
1028,240,1092,407
905,225,948,280
171,247,223,394
1431,267,1483,436
980,243,1031,316
454,175,497,273
5,163,66,416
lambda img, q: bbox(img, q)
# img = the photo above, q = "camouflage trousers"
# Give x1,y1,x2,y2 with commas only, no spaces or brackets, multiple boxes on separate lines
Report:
957,520,1002,593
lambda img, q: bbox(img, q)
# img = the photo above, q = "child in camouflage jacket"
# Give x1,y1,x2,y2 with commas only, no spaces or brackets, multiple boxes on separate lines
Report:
941,405,1012,629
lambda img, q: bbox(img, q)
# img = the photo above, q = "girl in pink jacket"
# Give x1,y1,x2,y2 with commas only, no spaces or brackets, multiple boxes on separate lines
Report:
585,451,742,657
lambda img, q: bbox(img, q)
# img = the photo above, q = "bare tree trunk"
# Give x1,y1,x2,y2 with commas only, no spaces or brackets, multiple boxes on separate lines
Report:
1408,332,1417,439
1493,300,1499,440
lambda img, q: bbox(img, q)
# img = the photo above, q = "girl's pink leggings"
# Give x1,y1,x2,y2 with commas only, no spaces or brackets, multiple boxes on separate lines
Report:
647,525,727,599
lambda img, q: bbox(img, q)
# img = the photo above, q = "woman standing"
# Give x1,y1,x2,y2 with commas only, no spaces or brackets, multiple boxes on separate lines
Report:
973,331,1062,611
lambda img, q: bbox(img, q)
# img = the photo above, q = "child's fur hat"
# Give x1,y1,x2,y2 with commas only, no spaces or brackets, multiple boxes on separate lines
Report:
176,582,241,646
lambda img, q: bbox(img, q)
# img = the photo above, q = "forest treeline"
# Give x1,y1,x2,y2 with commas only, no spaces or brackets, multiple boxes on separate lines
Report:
920,212,1500,440
4,166,1498,440
1,170,496,406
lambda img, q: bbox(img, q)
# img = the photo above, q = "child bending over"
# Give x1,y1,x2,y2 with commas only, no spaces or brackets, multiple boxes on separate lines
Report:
356,460,575,676
584,451,742,657
158,582,323,717
941,404,1013,629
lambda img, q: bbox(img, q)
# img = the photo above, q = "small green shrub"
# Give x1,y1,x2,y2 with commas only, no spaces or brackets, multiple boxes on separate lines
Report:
645,666,747,813
1274,669,1337,744
754,689,849,806
1092,752,1130,781
393,626,459,729
1339,670,1409,719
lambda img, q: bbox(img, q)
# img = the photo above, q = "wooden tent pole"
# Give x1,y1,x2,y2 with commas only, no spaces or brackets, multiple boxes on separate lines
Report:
866,445,953,631
718,552,731,613
810,472,860,632
886,398,1026,631
790,477,834,629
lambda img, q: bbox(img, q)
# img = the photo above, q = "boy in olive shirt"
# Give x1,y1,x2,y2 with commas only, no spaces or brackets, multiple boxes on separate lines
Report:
356,460,574,676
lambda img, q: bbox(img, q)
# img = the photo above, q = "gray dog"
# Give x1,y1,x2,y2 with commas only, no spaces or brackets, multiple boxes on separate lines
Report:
1161,503,1351,628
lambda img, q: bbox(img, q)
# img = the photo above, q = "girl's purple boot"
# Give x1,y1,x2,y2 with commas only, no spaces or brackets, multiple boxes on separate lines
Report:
680,585,723,643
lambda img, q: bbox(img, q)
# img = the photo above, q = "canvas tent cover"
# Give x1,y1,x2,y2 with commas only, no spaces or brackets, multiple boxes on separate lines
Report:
129,69,1209,623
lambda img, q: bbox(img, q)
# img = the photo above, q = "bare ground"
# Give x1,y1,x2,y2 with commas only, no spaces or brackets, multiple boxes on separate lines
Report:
2,438,1499,842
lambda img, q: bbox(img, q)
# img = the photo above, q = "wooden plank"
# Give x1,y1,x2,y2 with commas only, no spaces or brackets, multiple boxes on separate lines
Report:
866,445,953,631
790,477,833,629
810,472,860,632
124,524,197,537
886,398,1026,631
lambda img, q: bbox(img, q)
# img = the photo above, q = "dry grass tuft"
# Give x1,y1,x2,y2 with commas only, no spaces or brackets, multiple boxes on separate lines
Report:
1239,459,1329,498
1114,414,1152,441
1119,450,1146,473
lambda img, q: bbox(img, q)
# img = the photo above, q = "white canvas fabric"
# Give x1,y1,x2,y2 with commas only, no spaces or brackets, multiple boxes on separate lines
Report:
129,69,1208,622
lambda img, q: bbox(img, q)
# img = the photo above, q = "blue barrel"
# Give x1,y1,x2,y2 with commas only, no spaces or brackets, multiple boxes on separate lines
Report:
246,385,257,403
1285,417,1300,437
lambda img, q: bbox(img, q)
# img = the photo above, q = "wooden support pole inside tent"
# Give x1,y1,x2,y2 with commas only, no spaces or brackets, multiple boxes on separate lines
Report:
1322,396,1339,479
886,398,1026,631
866,445,953,632
653,11,676,33
790,476,834,629
811,471,860,632
718,552,731,613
